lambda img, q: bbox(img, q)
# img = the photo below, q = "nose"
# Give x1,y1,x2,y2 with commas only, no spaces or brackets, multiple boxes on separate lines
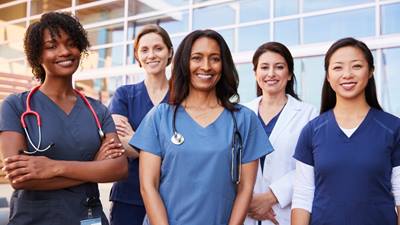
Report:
148,49,156,59
266,67,274,77
342,66,353,79
58,44,72,57
201,58,212,71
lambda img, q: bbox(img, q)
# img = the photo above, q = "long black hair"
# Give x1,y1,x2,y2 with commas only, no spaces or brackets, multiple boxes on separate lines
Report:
169,29,239,111
252,42,299,99
320,37,382,113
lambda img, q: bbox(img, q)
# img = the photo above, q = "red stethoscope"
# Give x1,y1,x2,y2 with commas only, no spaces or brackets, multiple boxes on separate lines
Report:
20,85,104,154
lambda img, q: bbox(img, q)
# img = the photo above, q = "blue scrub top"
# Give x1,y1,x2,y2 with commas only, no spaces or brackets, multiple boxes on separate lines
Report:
108,81,169,206
294,108,400,225
130,103,273,225
0,90,115,225
258,111,281,174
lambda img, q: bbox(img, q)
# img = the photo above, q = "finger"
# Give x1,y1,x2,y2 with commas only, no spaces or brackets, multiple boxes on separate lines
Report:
4,155,30,164
102,143,123,152
2,161,27,172
5,167,30,180
11,173,33,184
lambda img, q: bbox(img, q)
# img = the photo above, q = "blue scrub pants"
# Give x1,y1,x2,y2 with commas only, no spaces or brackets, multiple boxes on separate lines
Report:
110,202,146,225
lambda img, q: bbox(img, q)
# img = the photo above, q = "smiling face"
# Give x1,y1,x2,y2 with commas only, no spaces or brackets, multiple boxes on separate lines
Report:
136,32,172,76
189,37,222,94
327,46,372,102
40,28,81,79
255,51,291,97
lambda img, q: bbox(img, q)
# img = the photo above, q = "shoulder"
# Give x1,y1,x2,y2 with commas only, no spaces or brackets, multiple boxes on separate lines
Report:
304,111,331,132
86,96,109,114
241,97,261,113
370,108,400,134
1,92,28,111
115,82,144,95
288,95,317,114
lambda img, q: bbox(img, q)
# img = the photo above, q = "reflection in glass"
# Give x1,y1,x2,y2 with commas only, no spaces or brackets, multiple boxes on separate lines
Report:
0,42,25,60
218,29,235,53
80,46,124,70
129,0,156,16
303,0,373,12
274,0,298,17
238,24,269,52
239,0,269,23
30,0,71,15
87,23,124,46
381,48,400,116
0,22,25,43
76,1,124,25
294,56,324,107
193,4,235,29
381,3,400,35
0,3,26,21
237,63,256,103
75,76,125,104
274,19,299,46
159,11,189,34
303,8,375,44
129,0,189,16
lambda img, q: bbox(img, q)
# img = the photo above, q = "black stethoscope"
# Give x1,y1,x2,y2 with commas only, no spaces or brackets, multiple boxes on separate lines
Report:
20,85,104,155
170,105,243,184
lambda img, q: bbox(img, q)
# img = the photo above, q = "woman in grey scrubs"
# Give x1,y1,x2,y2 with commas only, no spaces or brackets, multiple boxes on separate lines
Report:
0,12,128,225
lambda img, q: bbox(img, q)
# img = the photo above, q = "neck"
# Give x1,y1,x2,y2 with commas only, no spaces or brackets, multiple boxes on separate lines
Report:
183,89,220,108
144,72,168,92
39,76,75,98
334,94,370,117
260,92,287,108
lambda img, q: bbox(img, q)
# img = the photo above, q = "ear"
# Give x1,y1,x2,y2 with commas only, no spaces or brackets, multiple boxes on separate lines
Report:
288,73,293,81
369,68,374,79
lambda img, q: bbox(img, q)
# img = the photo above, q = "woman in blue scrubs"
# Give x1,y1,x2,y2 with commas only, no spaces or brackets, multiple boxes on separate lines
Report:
292,37,400,225
0,12,128,225
130,29,273,225
108,24,173,225
244,42,317,225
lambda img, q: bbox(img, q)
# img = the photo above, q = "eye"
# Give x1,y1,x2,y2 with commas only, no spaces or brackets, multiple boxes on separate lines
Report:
276,65,285,70
44,44,56,49
191,55,201,62
353,64,362,69
332,66,342,71
156,47,163,51
260,66,269,70
140,48,148,53
210,56,221,63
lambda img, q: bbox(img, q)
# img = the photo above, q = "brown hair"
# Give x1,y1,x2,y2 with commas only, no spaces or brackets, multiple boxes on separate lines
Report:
133,24,173,66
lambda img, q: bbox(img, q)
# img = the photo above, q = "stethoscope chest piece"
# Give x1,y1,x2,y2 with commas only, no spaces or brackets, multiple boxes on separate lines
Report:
171,132,184,145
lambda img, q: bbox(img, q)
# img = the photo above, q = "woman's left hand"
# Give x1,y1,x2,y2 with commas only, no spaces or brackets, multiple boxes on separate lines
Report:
2,155,59,183
248,191,279,223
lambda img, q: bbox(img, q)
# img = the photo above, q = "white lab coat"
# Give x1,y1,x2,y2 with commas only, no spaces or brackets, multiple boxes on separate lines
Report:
243,95,318,225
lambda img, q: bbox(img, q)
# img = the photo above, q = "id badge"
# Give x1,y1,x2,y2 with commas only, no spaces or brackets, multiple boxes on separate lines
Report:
80,217,102,225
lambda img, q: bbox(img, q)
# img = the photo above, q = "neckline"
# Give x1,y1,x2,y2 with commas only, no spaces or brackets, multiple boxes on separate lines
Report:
179,105,227,129
36,89,81,117
330,108,374,140
142,81,169,107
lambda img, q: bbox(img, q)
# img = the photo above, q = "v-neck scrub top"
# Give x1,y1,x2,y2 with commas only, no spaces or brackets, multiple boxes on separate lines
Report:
294,108,400,225
0,90,116,225
108,81,169,206
130,103,273,225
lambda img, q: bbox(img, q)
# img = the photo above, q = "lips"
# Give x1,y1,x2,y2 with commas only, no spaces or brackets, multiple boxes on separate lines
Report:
340,82,357,90
55,58,75,67
197,74,213,80
146,61,160,67
264,79,279,85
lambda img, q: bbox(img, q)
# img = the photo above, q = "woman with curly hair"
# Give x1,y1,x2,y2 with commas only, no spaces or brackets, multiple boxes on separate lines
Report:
0,12,128,225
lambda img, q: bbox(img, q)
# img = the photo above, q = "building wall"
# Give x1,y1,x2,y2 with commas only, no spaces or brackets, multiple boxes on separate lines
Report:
1,0,400,115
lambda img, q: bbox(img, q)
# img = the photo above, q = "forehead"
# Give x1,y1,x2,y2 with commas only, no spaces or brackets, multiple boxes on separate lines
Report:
258,51,286,63
191,37,220,54
42,28,70,41
330,46,366,62
138,32,166,47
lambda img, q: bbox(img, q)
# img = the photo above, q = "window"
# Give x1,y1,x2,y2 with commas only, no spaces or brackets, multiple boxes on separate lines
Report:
238,24,269,52
76,1,124,25
381,3,400,35
193,4,235,29
274,19,299,46
381,48,400,116
80,46,124,70
239,0,269,23
303,0,373,12
303,8,375,44
30,0,71,16
0,3,26,22
87,23,124,46
274,0,298,17
237,63,257,103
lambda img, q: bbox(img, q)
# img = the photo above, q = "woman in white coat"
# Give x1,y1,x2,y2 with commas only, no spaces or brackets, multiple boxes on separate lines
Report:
244,42,317,225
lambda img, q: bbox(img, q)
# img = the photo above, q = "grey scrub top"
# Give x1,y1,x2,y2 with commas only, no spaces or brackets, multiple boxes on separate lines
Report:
130,103,273,225
0,90,116,225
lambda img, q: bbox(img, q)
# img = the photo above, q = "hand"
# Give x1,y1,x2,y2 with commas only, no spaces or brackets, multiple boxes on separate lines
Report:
95,138,125,160
248,191,279,224
2,155,58,183
114,117,135,138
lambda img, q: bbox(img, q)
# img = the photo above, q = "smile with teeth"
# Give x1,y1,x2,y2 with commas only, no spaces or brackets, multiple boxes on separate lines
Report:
197,74,213,80
340,82,357,90
56,59,74,66
147,61,160,66
264,80,279,85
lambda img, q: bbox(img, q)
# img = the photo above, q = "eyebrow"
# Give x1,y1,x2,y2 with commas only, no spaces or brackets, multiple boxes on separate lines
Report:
332,59,363,64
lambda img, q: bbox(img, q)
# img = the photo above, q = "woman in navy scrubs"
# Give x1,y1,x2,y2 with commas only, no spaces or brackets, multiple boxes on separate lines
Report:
0,12,128,225
292,37,400,225
108,24,173,225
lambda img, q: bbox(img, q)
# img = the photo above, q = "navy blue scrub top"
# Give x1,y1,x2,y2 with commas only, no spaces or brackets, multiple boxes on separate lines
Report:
258,111,281,173
0,90,116,225
108,81,169,206
294,108,400,225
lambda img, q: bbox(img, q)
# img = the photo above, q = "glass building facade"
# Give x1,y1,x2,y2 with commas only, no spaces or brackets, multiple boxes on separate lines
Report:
1,0,400,115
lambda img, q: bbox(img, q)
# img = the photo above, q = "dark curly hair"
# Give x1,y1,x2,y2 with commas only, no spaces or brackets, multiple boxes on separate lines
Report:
24,12,90,83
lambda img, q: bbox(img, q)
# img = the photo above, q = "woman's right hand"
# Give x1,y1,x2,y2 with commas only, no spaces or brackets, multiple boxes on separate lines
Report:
95,138,125,160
